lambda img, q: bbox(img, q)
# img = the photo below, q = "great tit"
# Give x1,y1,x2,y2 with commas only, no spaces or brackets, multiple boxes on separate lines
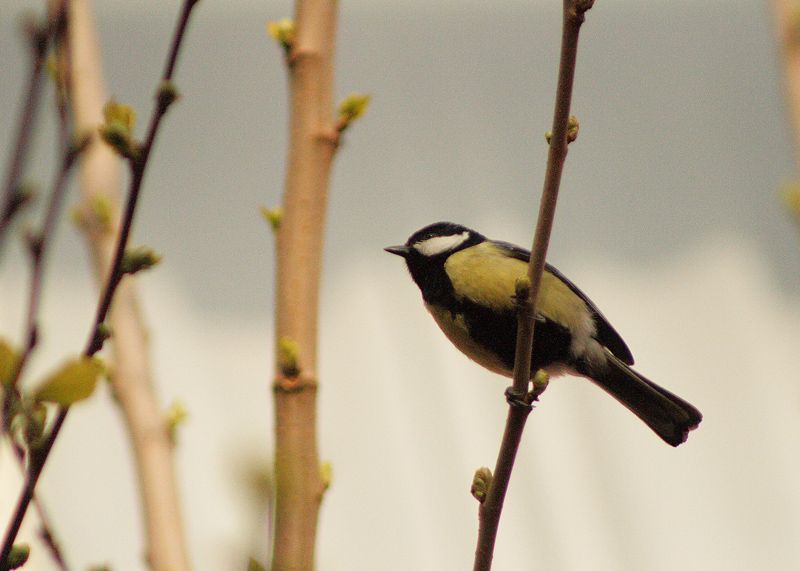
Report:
385,222,702,446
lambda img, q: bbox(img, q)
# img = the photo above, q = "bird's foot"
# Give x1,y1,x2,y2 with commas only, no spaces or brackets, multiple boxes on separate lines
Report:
504,386,534,411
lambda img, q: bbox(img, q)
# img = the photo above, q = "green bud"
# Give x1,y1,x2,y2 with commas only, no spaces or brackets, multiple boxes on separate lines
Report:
337,93,371,133
471,467,493,503
277,336,300,377
157,80,180,112
166,400,188,445
267,18,295,52
259,206,283,232
120,246,162,275
320,461,333,491
99,122,137,160
532,370,550,399
566,115,580,143
6,543,30,569
247,558,267,571
0,338,21,387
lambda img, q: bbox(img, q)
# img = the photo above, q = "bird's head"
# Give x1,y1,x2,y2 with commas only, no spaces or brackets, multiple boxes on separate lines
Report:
385,222,486,298
385,222,485,261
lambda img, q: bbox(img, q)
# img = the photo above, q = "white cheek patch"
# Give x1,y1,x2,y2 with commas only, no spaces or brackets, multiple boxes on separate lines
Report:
412,231,470,257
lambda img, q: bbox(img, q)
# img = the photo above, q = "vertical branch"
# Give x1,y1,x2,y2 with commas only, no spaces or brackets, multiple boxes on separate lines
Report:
472,2,595,570
773,0,800,169
271,1,338,569
67,1,192,570
0,16,49,246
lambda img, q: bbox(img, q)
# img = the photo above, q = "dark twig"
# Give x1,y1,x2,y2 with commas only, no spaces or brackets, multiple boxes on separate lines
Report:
0,0,199,566
0,14,54,249
473,2,595,569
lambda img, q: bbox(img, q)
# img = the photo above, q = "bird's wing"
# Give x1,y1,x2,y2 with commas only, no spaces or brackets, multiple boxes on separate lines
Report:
494,240,635,365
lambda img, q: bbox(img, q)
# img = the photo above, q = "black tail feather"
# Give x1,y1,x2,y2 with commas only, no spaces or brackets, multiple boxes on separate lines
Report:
584,353,702,446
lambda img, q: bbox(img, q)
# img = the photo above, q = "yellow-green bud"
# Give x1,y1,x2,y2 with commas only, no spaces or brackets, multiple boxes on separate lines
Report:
267,18,295,52
259,206,283,231
320,461,333,491
277,336,300,377
120,246,162,275
166,400,188,444
6,543,30,569
471,467,493,502
337,93,371,133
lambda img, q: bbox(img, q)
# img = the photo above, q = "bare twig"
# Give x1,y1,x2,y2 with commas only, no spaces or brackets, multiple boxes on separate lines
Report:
0,15,51,247
472,2,595,569
66,0,193,569
270,1,339,568
0,1,199,566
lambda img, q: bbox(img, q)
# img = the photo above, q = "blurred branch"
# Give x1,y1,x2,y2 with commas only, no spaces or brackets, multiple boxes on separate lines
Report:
773,0,800,169
0,14,52,249
0,0,199,567
472,1,594,569
67,0,192,569
270,1,339,568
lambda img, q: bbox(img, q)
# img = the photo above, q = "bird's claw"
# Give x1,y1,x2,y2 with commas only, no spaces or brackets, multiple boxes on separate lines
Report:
504,386,534,411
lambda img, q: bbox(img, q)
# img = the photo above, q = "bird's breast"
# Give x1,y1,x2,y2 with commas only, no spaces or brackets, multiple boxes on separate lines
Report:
425,303,513,377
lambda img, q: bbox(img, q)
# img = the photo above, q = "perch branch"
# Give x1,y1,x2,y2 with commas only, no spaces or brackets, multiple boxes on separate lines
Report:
473,2,595,570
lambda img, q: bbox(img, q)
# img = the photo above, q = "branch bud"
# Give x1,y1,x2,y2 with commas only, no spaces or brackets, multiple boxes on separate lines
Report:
6,543,30,569
320,461,333,491
0,339,20,387
267,18,295,53
514,276,531,304
157,80,180,113
166,400,189,445
336,93,371,133
259,206,283,232
471,467,493,503
532,370,550,399
277,336,300,377
100,100,139,159
120,246,162,275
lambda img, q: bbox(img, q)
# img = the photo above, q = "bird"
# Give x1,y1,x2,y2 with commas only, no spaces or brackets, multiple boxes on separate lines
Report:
385,221,702,446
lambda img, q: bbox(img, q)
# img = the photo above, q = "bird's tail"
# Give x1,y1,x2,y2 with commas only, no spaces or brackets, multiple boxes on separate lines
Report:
584,352,702,446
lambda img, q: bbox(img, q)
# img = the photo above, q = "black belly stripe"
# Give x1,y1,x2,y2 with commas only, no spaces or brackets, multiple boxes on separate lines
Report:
459,299,574,374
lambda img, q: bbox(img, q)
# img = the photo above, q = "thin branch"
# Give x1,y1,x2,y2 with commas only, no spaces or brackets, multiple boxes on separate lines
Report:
270,1,339,568
0,16,51,247
0,5,75,568
67,0,192,567
0,0,199,565
473,2,595,569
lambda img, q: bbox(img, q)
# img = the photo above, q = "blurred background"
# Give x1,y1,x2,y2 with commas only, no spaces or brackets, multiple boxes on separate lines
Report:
2,0,800,569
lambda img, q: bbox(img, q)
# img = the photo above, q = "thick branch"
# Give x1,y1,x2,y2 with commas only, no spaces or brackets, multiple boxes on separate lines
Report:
773,0,800,169
473,2,594,570
271,1,338,569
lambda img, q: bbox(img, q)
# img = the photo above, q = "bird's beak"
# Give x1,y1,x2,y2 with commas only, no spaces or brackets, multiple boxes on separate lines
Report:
384,245,410,257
